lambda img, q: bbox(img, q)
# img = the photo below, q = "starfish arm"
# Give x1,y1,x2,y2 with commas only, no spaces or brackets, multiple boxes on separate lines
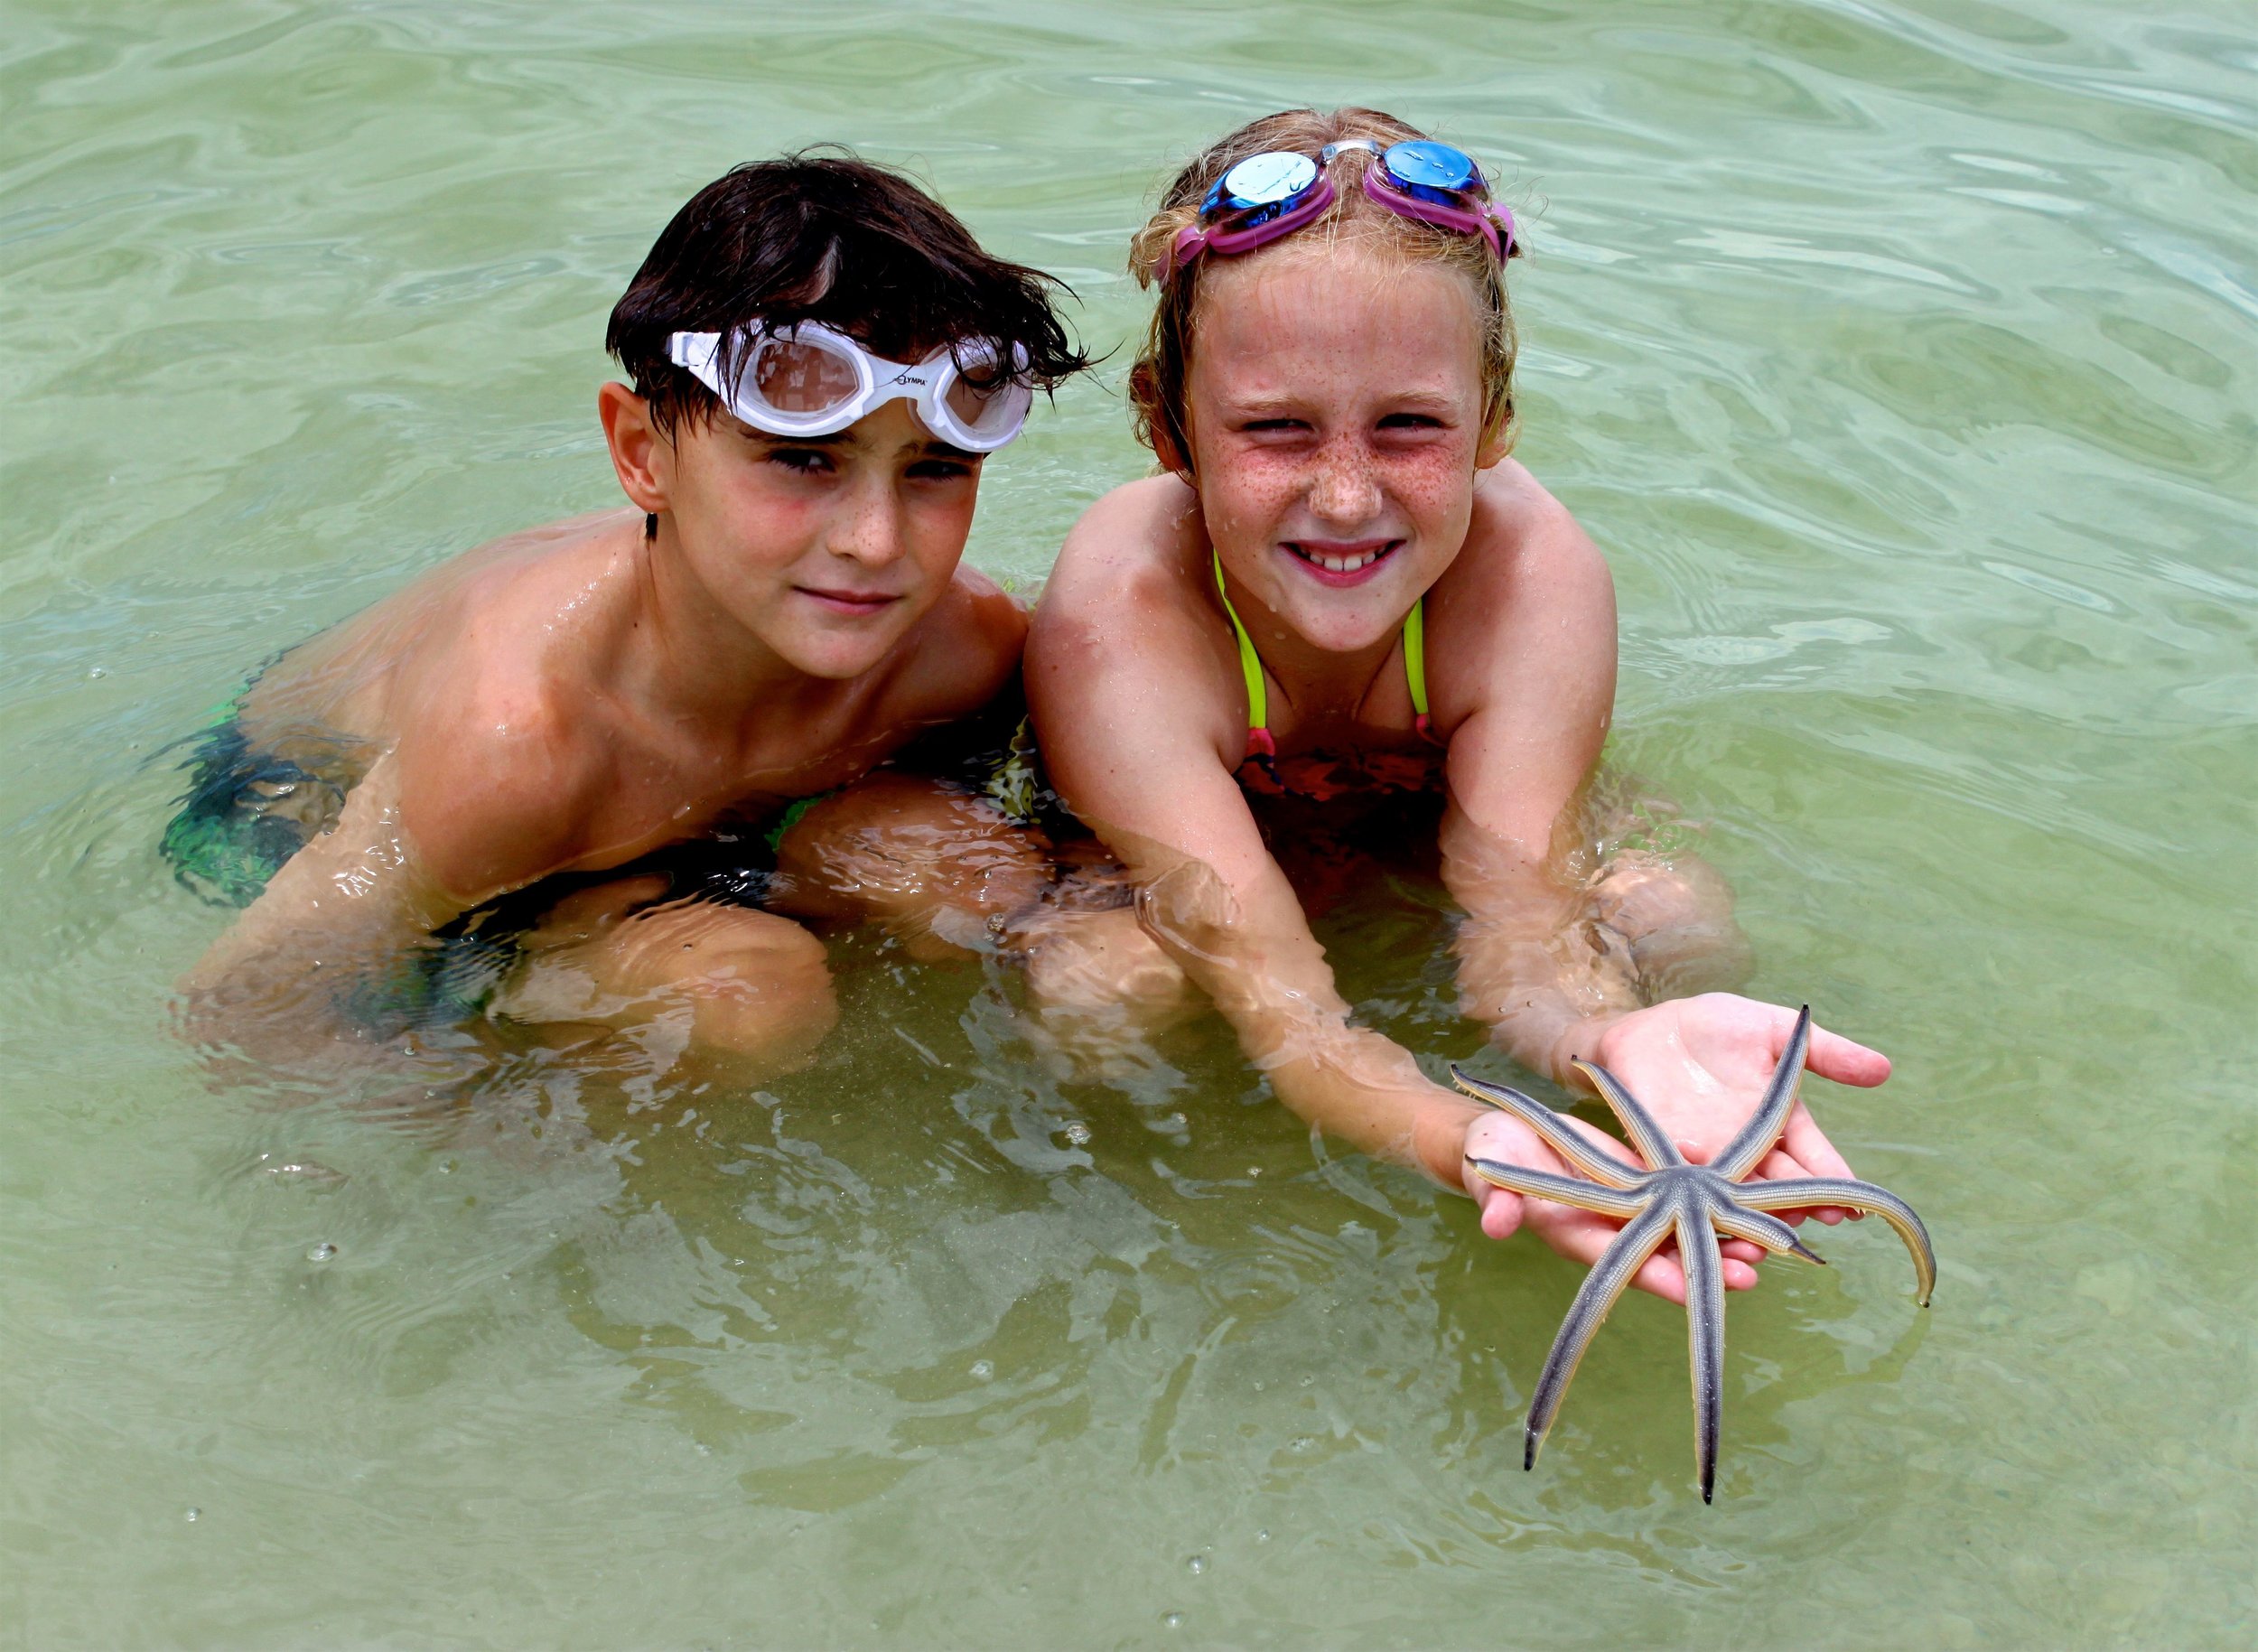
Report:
1450,1066,1646,1189
1712,1004,1813,1183
1732,1177,1936,1306
1707,1198,1827,1265
1524,1199,1676,1471
1677,1198,1727,1504
1464,1157,1651,1220
1568,1059,1684,1169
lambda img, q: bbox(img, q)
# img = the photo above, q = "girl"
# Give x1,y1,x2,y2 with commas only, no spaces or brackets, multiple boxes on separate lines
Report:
1024,109,1883,1302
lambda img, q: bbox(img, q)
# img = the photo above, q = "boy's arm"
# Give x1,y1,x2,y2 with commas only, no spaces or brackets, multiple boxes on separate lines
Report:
1439,473,1882,1191
178,705,595,1069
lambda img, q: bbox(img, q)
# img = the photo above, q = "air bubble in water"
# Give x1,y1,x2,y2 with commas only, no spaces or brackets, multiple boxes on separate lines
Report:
1063,1122,1091,1146
970,1359,994,1381
305,1242,337,1262
1256,1528,1271,1543
1161,1611,1185,1629
183,1507,200,1523
1185,1554,1208,1575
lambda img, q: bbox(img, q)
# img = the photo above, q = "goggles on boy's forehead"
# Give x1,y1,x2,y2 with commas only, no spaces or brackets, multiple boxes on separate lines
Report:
1171,137,1517,270
667,322,1035,453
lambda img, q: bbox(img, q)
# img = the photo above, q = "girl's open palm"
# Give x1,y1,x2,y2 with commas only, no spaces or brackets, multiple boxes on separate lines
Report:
1579,993,1889,1219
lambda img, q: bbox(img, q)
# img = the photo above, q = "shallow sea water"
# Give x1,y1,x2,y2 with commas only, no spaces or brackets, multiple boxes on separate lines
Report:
3,1,2253,1646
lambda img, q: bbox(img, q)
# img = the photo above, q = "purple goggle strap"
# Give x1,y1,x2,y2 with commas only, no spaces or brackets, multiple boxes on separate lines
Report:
1361,166,1516,259
1172,176,1339,270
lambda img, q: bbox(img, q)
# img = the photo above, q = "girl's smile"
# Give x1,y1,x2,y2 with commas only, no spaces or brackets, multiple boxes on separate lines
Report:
1283,537,1401,583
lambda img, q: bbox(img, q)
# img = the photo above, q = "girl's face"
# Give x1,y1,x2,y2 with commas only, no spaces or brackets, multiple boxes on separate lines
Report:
1183,239,1500,654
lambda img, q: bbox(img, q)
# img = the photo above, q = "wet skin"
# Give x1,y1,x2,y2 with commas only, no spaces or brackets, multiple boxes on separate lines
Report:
1454,1005,1936,1502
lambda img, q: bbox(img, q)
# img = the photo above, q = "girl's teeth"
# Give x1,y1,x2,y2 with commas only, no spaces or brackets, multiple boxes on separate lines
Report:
1311,549,1378,572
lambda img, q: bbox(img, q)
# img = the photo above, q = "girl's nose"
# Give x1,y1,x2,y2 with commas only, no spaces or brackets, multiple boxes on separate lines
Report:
1306,444,1382,527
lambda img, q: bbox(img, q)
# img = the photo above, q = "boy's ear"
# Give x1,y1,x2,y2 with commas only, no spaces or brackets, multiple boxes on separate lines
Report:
599,381,672,515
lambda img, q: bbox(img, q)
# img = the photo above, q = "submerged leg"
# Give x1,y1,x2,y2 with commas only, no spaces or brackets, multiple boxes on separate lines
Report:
1525,1199,1676,1470
1733,1177,1936,1304
502,890,838,1077
770,771,1052,958
1677,1199,1727,1504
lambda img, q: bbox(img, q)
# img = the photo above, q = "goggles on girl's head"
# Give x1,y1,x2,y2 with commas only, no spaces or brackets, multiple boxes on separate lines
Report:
667,322,1035,453
1171,137,1517,271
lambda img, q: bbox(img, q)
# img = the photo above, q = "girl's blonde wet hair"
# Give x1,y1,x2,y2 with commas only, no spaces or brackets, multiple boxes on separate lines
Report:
1127,107,1520,473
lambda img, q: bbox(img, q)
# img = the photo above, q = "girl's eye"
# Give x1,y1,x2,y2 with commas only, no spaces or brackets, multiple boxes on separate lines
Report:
1240,418,1308,434
1377,412,1445,431
907,458,976,481
767,448,835,475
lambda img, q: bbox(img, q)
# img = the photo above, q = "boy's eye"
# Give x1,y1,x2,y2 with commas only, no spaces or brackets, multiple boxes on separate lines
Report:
1239,417,1308,434
766,447,835,475
906,456,977,481
1377,412,1445,430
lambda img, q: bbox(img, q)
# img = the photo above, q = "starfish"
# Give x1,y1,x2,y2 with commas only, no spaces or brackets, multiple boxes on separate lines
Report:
1451,1006,1936,1502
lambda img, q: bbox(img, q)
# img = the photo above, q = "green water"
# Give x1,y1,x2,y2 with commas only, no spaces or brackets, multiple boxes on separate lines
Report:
3,0,2253,1644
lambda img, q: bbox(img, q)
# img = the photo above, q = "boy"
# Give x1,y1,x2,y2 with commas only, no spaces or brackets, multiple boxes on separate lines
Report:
169,155,1084,1074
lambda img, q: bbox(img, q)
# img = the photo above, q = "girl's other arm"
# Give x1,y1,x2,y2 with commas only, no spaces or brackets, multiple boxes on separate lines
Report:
1440,473,1881,1196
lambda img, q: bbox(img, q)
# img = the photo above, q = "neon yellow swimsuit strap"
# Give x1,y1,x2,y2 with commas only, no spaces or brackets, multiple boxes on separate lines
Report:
1212,551,1269,744
1403,594,1430,722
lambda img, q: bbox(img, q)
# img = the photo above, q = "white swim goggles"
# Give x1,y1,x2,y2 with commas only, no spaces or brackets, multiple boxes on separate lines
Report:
667,322,1035,453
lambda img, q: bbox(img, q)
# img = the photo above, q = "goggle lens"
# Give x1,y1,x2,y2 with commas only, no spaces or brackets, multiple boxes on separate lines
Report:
751,336,863,415
1216,151,1320,210
1382,140,1479,194
943,369,1031,437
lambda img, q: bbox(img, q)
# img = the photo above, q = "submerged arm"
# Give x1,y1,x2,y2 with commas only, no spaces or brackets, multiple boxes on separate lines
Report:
176,753,478,1068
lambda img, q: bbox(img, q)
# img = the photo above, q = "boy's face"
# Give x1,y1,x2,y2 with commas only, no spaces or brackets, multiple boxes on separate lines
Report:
1183,241,1499,654
656,397,984,678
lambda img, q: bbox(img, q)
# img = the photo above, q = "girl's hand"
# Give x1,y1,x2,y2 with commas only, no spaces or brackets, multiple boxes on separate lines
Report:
1563,993,1889,1225
1460,1108,1764,1306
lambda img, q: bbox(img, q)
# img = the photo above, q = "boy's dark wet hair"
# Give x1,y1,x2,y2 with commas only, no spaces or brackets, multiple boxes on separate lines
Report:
608,153,1090,438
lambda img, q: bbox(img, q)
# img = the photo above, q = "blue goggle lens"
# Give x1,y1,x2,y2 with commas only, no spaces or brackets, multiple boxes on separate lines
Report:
1382,140,1480,193
1211,151,1320,211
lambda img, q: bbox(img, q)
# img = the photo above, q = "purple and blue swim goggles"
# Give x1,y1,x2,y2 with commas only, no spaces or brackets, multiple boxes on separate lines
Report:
1171,137,1517,271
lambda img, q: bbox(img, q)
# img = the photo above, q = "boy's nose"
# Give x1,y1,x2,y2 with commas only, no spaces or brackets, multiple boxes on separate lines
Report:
828,477,908,565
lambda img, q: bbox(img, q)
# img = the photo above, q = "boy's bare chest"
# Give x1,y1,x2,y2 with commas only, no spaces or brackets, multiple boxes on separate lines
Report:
586,703,912,847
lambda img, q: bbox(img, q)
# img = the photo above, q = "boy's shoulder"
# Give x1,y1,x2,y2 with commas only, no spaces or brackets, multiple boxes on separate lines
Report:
884,561,1029,724
387,627,620,902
